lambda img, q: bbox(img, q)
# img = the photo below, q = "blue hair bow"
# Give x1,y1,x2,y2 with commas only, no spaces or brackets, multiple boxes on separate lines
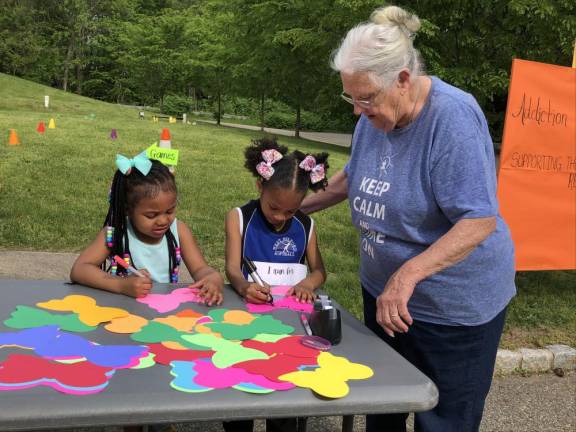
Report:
115,153,152,176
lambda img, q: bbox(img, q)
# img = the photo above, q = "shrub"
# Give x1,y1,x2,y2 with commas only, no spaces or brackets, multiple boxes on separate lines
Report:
162,94,192,116
265,111,293,129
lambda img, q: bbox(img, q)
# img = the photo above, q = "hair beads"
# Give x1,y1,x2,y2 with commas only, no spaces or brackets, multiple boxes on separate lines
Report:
171,247,182,283
106,226,114,248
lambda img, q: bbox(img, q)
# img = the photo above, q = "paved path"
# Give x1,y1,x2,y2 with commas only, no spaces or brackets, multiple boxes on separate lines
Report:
195,120,352,148
2,250,574,432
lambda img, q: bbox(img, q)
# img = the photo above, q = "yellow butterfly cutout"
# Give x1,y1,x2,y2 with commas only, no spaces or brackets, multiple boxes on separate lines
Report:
105,314,148,334
37,295,129,326
279,352,374,399
223,310,255,325
154,315,199,332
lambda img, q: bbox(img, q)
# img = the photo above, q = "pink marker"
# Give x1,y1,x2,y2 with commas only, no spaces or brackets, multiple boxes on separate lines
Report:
300,313,313,336
113,255,145,278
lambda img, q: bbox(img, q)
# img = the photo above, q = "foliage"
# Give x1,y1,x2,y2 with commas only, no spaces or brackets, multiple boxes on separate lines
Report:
0,0,574,138
162,94,192,115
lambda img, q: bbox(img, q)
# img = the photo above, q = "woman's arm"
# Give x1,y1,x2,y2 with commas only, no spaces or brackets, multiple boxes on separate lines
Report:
178,221,224,306
377,216,497,336
289,225,327,302
224,209,271,303
300,169,349,214
70,228,153,297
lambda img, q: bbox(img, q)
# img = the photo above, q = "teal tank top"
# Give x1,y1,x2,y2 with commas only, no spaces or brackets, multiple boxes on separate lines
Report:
126,219,180,283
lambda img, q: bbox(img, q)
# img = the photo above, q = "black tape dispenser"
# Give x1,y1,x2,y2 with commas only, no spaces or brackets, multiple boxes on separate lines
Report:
309,294,342,345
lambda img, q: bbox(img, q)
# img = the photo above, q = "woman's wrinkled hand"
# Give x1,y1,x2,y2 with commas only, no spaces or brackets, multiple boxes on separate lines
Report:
376,269,416,337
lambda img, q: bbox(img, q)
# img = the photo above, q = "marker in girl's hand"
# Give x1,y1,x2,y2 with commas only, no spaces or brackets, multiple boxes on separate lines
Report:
242,256,273,304
113,255,146,278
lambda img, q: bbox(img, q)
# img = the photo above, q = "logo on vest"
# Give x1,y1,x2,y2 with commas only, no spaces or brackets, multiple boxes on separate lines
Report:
273,237,297,257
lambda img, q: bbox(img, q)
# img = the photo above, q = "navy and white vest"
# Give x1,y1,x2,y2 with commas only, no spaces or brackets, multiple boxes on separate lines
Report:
237,200,313,286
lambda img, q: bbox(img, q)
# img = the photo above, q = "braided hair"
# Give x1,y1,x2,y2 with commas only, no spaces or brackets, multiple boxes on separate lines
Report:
244,137,329,193
103,159,181,282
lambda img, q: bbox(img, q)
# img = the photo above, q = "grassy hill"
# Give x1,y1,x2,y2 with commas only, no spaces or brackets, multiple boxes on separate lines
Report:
0,73,574,349
0,73,360,315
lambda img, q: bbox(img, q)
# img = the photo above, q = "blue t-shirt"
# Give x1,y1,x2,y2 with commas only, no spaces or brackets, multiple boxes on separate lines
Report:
345,76,516,326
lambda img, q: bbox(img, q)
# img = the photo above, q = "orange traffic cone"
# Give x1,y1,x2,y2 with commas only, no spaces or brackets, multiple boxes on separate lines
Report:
8,129,20,145
37,122,46,133
159,128,171,149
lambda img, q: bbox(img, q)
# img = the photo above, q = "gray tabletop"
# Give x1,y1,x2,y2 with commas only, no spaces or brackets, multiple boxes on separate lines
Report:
0,279,437,431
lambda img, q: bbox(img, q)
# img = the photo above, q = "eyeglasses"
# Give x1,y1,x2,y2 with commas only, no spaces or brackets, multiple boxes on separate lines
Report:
340,89,383,109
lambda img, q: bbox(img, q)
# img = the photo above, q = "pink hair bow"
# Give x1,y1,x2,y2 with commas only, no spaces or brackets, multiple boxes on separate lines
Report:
256,149,283,180
299,155,325,184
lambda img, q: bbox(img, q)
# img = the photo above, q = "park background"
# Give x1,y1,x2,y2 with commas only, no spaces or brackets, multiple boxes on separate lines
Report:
0,0,575,350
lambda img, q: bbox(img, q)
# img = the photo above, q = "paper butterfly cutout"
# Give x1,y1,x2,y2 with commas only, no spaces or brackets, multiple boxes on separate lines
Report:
0,326,148,368
180,333,268,368
170,359,294,394
279,352,374,398
0,353,114,395
204,315,294,340
104,314,148,334
137,287,203,313
246,296,313,314
241,335,320,359
147,343,213,365
234,353,318,383
4,305,97,333
245,286,313,314
37,295,128,326
222,310,255,325
153,315,200,332
251,333,289,343
131,321,208,350
175,309,204,318
131,352,157,369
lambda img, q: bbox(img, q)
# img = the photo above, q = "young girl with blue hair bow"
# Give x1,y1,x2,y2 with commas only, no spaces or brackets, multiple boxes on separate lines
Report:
70,152,223,304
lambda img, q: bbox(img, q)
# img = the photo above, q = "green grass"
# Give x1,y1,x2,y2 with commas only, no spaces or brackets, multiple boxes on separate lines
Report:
0,73,574,348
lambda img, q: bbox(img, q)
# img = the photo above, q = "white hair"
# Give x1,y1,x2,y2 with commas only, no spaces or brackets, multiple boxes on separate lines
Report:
332,5,424,88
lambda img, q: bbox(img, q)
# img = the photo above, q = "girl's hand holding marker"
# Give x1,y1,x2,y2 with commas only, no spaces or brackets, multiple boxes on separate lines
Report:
113,255,152,298
242,257,274,305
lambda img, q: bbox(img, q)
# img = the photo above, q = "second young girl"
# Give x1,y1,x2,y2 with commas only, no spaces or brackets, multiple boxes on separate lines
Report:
225,137,329,304
70,152,223,305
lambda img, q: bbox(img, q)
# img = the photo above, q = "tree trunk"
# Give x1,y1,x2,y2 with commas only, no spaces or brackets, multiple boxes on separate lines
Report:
217,90,222,126
259,92,265,131
295,81,302,139
62,36,75,92
76,63,83,95
295,104,301,139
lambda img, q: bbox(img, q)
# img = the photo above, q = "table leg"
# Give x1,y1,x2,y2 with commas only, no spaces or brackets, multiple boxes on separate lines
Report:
123,427,145,432
297,416,308,432
342,415,354,432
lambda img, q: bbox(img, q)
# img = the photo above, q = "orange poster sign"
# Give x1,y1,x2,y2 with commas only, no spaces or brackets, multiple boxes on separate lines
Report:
497,59,576,270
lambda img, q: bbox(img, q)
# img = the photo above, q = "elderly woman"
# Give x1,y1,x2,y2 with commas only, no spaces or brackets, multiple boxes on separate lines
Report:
301,5,516,432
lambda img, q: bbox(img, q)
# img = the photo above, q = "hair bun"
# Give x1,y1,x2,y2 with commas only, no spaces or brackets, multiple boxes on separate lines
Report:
370,5,421,36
